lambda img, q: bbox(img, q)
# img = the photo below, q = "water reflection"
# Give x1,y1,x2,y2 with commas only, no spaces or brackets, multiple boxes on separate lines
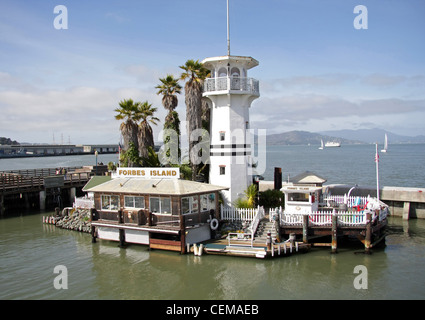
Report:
1,214,425,299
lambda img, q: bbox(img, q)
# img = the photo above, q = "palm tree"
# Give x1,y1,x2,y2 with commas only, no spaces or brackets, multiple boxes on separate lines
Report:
136,101,159,160
114,99,140,167
156,75,182,165
156,75,182,111
180,59,210,180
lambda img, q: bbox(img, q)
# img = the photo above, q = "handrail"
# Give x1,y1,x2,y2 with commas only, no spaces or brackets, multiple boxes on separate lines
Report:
204,76,259,95
248,206,265,247
280,211,368,227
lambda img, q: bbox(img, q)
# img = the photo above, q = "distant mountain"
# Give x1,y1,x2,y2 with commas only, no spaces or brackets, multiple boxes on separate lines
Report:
319,128,425,144
266,130,362,146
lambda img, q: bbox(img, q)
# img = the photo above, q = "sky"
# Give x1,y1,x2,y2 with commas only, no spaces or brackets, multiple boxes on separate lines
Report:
0,0,424,145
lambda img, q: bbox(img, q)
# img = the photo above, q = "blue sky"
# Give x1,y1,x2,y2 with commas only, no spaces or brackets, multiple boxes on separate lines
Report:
0,0,424,144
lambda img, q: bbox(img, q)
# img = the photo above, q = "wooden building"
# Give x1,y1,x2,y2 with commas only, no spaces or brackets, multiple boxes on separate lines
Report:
86,168,228,253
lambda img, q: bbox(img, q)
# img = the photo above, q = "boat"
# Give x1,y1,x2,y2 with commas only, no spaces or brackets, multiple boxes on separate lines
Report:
381,133,388,153
319,139,324,150
279,184,388,252
325,141,341,147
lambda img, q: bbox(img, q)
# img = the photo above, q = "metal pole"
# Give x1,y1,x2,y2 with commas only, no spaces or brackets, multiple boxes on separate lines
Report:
375,143,380,202
227,0,230,56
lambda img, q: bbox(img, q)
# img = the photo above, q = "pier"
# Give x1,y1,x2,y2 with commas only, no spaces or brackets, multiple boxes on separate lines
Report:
0,144,119,158
0,165,107,215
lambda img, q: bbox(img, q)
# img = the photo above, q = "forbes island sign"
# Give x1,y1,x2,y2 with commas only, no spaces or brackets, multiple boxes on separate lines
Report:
116,167,180,179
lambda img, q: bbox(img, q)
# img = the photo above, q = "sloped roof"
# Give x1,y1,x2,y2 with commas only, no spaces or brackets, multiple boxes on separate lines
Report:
85,178,228,196
289,171,327,185
82,176,112,191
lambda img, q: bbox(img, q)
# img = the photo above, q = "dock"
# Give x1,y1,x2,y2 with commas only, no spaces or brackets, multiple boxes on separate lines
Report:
0,165,107,215
201,238,310,259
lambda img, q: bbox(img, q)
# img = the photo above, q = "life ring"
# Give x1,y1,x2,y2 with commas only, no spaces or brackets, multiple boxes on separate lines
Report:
210,218,219,230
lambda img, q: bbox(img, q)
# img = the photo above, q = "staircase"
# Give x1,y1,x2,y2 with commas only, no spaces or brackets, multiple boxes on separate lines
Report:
253,219,278,244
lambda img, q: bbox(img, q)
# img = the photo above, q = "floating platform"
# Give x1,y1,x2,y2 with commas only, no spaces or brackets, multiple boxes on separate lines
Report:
199,239,310,259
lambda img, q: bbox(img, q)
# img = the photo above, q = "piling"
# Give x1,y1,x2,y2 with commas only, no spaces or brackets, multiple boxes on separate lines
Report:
331,214,338,253
118,210,126,248
403,202,410,220
302,215,309,243
180,215,186,254
364,213,372,254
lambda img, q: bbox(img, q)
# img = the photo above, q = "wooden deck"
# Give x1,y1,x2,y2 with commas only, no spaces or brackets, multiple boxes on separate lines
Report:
200,237,310,259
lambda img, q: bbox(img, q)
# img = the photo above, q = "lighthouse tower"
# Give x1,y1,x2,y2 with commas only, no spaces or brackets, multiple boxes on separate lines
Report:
202,55,260,205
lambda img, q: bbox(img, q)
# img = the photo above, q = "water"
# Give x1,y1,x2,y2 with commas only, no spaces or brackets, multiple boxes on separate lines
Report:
262,144,425,188
1,144,425,300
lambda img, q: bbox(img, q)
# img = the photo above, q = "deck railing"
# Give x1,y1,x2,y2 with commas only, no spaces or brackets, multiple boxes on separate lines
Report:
280,211,367,227
324,195,369,208
204,77,259,95
220,205,258,222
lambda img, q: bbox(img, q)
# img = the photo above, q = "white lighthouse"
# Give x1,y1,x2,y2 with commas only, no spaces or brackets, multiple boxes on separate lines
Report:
202,55,260,205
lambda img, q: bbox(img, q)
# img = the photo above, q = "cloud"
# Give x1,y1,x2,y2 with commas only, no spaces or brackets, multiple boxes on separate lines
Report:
0,85,168,144
250,93,425,133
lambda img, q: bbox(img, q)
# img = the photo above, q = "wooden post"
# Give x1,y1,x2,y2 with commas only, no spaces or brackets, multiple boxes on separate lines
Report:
302,215,309,244
180,215,186,254
118,209,126,247
331,213,338,254
90,208,98,243
148,211,153,226
266,232,272,251
365,212,372,254
0,194,5,216
39,190,46,211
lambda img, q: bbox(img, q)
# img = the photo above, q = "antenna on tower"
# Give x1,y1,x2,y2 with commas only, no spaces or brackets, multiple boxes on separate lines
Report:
227,0,230,56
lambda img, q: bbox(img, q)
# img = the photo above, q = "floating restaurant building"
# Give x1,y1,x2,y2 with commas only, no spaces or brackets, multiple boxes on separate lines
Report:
86,168,228,253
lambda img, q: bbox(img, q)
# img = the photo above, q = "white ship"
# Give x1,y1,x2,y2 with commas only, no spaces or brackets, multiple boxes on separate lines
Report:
325,141,341,148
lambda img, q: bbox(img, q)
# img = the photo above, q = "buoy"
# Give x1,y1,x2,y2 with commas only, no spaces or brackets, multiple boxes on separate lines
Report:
210,218,219,230
193,244,198,256
199,244,203,256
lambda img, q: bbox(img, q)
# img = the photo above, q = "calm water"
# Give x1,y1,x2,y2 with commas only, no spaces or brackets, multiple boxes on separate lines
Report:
1,144,425,300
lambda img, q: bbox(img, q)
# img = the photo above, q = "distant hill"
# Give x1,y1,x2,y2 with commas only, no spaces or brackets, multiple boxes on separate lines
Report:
266,130,362,146
319,128,425,144
0,137,19,145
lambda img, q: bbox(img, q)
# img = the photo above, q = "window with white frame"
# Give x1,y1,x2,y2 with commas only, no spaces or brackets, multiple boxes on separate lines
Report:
149,197,171,214
101,194,120,211
124,196,145,209
200,193,216,212
181,196,199,215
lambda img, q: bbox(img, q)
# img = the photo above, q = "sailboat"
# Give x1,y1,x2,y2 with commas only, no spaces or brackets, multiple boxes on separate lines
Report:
319,139,324,150
381,133,388,153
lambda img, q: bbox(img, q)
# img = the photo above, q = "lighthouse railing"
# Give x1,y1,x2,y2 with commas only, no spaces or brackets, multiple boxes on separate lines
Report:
204,77,259,95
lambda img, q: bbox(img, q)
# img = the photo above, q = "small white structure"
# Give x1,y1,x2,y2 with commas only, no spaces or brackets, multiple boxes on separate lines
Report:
281,185,321,215
202,55,260,205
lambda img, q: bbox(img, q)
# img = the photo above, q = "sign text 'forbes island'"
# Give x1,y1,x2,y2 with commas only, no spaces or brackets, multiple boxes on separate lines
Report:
116,167,180,179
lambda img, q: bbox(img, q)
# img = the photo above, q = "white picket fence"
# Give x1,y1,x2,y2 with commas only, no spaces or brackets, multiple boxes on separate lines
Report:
220,205,258,222
279,210,367,227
